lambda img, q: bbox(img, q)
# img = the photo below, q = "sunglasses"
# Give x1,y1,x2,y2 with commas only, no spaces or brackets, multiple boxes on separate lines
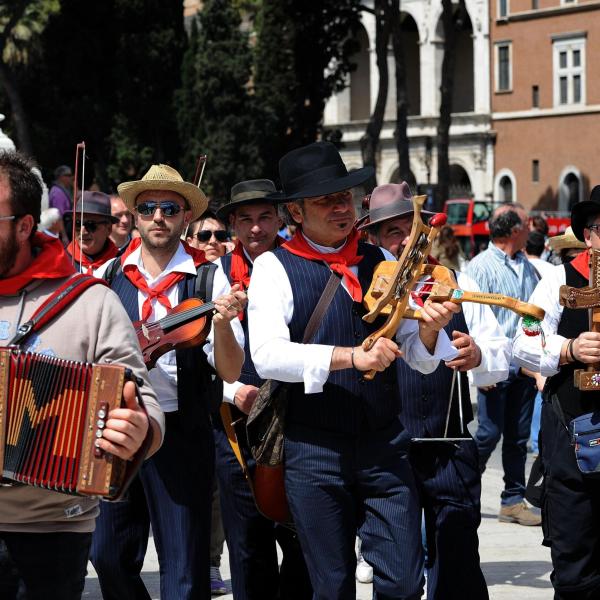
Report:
195,229,228,243
75,219,110,233
135,201,184,217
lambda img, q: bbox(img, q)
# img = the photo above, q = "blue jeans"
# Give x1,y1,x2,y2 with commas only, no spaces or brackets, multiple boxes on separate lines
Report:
475,365,536,506
529,391,543,454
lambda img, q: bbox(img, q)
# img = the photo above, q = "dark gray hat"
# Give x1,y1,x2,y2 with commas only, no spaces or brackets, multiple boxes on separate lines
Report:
572,185,600,241
65,191,118,223
217,179,279,221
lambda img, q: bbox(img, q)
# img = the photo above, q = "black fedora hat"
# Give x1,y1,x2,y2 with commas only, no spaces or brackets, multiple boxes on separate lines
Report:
267,141,374,202
65,191,118,223
217,179,279,221
571,185,600,241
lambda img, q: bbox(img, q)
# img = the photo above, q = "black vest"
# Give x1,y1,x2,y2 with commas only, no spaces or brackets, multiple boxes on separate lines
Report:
110,269,219,431
396,307,472,438
274,242,398,434
546,261,600,421
221,252,263,388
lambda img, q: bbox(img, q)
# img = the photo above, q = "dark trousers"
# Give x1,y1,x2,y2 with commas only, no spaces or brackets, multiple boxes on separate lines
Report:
475,365,537,505
410,439,488,600
90,412,214,600
0,531,91,600
541,402,600,599
213,420,311,600
284,419,423,600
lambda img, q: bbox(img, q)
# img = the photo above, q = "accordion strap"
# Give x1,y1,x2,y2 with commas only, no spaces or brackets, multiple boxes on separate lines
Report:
9,274,107,347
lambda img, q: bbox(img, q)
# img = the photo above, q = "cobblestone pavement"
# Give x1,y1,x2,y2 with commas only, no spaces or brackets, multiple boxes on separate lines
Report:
83,449,553,599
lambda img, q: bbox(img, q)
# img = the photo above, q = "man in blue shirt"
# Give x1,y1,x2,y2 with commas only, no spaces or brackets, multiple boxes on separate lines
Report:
467,204,541,526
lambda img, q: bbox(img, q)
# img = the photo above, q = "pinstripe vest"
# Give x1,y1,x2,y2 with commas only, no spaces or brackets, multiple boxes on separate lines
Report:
110,270,217,431
221,252,263,388
396,308,472,438
273,242,398,434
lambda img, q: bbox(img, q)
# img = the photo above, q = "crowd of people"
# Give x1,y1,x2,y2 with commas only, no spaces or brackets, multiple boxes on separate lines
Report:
0,143,599,600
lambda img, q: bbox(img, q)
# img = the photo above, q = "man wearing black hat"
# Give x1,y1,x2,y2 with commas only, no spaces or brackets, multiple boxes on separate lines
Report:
65,191,119,276
247,142,460,598
211,179,311,599
514,186,600,599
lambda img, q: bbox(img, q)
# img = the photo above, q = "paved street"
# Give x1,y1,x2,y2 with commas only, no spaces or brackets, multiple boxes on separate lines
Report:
83,445,552,599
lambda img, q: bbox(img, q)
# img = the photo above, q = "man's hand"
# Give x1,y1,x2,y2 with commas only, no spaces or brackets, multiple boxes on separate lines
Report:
234,384,259,415
445,330,482,371
419,300,461,332
213,284,247,325
98,381,149,461
352,338,403,372
572,332,600,364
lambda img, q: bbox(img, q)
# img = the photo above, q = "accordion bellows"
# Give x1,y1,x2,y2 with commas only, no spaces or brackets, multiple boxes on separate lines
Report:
0,348,129,499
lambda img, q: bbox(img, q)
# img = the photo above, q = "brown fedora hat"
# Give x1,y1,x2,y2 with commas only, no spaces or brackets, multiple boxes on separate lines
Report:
217,179,279,221
357,182,433,230
117,164,208,221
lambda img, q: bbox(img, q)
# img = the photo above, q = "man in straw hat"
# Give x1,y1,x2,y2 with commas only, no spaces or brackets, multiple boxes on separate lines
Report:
65,191,120,276
247,141,461,598
548,225,587,263
90,164,246,600
211,179,311,599
514,186,600,600
357,182,509,597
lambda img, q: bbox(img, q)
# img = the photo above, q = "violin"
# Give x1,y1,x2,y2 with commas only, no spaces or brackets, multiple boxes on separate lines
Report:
134,298,216,369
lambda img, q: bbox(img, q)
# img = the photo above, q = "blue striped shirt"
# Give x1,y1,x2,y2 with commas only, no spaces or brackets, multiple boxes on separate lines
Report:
466,243,539,339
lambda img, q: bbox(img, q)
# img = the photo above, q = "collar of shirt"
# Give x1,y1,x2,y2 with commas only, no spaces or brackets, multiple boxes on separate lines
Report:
489,242,525,265
302,232,348,255
123,241,197,286
242,245,254,264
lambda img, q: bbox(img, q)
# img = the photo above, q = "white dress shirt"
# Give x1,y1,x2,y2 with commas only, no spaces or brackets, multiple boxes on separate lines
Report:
247,237,457,394
107,243,244,412
454,271,511,387
513,263,567,376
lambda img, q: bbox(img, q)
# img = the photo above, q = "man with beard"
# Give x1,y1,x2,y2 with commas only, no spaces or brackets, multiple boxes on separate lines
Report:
0,151,164,600
213,179,311,599
248,142,460,598
358,183,509,599
65,191,120,276
90,164,246,600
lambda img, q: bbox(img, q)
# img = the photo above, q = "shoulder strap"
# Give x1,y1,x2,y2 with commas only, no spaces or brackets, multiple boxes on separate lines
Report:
195,261,218,302
103,257,122,286
302,272,341,343
9,274,107,347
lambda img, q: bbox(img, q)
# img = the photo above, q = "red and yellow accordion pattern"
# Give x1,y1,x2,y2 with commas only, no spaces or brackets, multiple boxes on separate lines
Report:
0,348,128,498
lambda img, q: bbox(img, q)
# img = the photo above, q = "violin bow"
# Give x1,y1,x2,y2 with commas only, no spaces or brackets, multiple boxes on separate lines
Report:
193,154,207,187
71,142,86,269
361,195,447,380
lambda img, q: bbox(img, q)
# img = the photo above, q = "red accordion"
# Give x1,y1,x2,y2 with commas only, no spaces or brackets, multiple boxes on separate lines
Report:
0,347,133,499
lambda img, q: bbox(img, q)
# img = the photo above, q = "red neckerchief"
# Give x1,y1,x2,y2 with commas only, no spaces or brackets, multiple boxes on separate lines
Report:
570,248,590,280
0,232,76,295
229,236,285,290
67,238,119,275
410,255,439,307
120,237,207,321
282,229,363,302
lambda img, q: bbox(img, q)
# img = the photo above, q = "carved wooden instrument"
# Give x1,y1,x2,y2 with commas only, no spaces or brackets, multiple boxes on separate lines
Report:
559,248,600,390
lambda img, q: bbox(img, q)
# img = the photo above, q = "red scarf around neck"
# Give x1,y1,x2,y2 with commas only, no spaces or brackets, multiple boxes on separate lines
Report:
229,236,285,291
282,229,363,302
0,232,75,295
67,238,119,275
570,248,590,280
120,237,207,321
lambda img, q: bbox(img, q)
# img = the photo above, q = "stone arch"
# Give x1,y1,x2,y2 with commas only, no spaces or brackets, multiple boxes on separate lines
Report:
389,166,417,191
350,24,371,121
449,163,473,198
399,12,421,116
494,168,517,203
558,166,583,212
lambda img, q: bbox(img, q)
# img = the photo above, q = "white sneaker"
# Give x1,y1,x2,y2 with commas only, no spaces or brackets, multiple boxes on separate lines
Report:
356,552,373,584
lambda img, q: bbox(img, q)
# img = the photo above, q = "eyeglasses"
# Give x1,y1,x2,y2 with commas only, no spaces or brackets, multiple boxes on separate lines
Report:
587,224,600,234
195,229,228,243
0,215,17,222
75,219,110,233
135,201,184,218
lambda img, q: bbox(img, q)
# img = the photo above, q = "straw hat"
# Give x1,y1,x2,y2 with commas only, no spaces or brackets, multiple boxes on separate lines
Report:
548,226,586,252
117,164,208,221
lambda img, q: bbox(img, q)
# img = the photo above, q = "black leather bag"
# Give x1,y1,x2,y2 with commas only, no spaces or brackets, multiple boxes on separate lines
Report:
246,272,341,466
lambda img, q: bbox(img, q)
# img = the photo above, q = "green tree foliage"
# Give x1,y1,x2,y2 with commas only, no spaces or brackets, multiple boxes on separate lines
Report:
254,0,361,180
175,0,263,204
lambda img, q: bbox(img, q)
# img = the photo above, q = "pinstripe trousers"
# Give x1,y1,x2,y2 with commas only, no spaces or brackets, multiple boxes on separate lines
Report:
90,412,214,600
284,419,424,600
410,439,488,600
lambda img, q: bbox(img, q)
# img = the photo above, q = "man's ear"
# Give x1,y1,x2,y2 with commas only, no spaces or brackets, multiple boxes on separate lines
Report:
286,202,303,225
16,214,35,242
